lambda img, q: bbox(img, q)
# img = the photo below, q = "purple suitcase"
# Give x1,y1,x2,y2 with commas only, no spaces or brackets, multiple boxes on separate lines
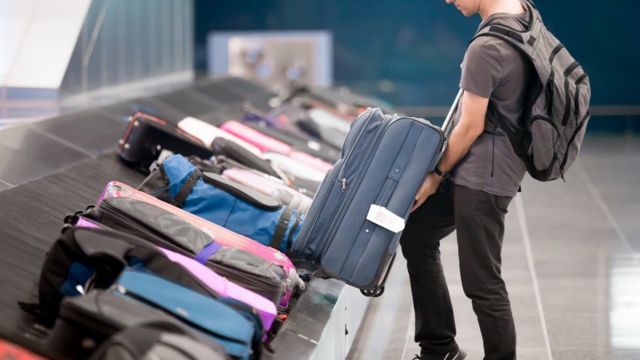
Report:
73,216,278,331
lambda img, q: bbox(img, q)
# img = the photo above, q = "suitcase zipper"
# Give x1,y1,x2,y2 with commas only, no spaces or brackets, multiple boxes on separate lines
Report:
340,109,378,161
318,116,395,258
296,110,376,252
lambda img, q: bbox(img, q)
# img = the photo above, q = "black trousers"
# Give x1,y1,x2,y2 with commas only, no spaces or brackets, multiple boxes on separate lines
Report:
399,181,516,360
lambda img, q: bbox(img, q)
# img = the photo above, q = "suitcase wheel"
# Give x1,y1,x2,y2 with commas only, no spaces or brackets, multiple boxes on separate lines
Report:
83,205,98,218
62,214,76,224
361,286,385,297
61,223,74,234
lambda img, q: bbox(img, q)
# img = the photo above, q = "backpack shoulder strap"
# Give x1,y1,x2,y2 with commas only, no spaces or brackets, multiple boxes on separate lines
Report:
466,1,542,168
471,0,542,50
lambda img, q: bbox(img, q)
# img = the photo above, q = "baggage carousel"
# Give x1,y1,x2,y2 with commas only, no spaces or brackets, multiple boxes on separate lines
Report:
0,79,370,359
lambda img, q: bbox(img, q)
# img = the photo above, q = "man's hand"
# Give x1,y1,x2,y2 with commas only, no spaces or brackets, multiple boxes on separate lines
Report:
410,173,442,212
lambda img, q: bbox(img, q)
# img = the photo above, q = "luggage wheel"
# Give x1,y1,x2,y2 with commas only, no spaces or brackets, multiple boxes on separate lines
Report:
62,214,76,224
60,223,74,234
360,286,384,297
83,205,98,218
360,253,396,298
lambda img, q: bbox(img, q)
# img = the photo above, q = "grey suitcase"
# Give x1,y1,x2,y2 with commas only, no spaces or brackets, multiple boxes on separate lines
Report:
290,92,460,295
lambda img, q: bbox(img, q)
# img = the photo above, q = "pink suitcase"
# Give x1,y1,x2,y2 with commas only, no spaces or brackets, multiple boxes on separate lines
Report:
177,117,264,157
158,248,277,331
221,120,292,155
220,120,334,175
95,181,304,307
74,216,101,229
72,216,278,331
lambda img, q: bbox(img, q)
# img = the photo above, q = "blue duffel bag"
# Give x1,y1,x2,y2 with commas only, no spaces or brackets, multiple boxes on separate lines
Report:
142,154,303,253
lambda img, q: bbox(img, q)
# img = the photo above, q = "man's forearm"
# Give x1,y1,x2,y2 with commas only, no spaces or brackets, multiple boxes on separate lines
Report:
438,117,483,172
410,91,487,210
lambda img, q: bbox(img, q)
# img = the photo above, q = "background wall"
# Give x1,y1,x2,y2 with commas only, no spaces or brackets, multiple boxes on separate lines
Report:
62,0,194,96
195,0,640,131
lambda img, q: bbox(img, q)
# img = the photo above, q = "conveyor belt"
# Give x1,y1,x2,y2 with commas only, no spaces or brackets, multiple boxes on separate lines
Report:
0,77,365,358
0,154,144,348
0,152,354,359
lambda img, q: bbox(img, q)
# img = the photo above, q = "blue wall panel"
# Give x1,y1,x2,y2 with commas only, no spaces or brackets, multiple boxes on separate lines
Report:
195,0,639,111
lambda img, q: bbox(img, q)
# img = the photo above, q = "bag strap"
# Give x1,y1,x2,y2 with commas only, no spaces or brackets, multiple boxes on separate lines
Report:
202,172,282,210
465,1,541,159
472,1,541,48
210,137,278,177
136,170,159,191
286,214,303,252
194,242,223,264
173,168,202,207
271,206,293,252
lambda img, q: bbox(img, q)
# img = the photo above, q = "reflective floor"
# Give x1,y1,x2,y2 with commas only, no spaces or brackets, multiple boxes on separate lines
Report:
348,135,640,360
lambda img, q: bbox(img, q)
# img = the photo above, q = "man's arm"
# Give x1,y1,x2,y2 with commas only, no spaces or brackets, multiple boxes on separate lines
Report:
410,90,489,211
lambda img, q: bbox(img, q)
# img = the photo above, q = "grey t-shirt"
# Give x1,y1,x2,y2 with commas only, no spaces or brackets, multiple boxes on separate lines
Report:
449,11,531,198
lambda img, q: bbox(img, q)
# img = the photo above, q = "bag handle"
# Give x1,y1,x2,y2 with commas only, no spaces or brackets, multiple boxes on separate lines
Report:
441,89,463,138
202,172,282,210
432,89,463,168
174,168,202,207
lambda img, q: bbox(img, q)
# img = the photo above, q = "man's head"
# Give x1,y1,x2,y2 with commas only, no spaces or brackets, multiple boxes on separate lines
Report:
445,0,482,17
447,0,525,19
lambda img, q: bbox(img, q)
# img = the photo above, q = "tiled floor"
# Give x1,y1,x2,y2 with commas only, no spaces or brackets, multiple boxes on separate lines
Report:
347,135,640,360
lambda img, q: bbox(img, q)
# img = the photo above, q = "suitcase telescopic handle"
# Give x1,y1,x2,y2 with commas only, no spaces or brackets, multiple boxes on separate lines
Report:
441,89,463,138
434,89,463,165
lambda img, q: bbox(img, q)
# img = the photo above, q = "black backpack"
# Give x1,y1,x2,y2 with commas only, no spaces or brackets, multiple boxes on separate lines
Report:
473,0,591,181
90,323,229,360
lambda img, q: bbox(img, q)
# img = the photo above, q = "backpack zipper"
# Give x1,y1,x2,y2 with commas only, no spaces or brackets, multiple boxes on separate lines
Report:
559,111,590,174
118,285,244,343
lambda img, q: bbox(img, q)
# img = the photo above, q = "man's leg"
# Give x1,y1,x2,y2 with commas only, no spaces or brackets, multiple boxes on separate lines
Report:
453,184,516,360
400,182,458,356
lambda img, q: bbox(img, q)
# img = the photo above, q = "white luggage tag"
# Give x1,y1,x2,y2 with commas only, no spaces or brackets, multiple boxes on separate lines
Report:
366,204,405,233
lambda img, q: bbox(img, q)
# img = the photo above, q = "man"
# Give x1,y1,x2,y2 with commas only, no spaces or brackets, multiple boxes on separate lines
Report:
400,0,533,359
